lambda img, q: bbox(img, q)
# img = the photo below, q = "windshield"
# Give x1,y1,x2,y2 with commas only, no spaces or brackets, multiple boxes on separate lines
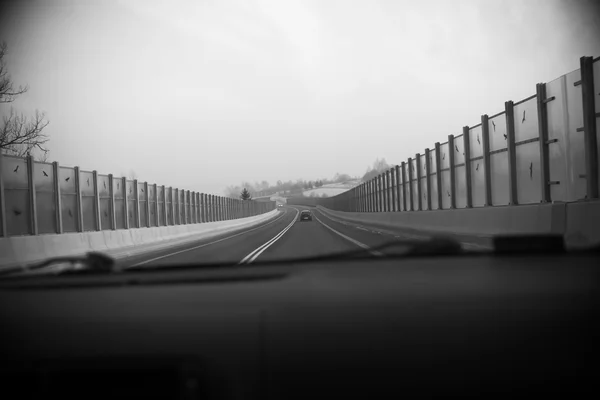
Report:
1,0,600,277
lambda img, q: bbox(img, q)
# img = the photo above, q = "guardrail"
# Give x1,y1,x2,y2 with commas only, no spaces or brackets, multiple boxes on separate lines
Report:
290,55,599,212
0,154,276,237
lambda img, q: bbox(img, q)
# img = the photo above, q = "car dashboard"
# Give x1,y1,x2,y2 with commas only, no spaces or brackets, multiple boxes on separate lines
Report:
0,251,598,399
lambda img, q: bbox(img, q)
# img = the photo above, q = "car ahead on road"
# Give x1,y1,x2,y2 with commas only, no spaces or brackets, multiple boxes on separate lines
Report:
300,210,312,221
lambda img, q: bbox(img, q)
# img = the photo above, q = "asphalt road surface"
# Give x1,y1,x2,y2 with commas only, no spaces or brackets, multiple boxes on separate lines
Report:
117,205,425,269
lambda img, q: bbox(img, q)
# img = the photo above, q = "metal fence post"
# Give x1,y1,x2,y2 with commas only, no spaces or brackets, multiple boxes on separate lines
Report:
536,83,552,203
390,169,396,212
371,179,377,212
360,182,364,211
381,174,386,212
415,154,422,211
363,183,367,212
93,171,100,230
376,174,381,212
205,194,209,222
199,193,204,222
358,183,363,212
447,136,456,209
385,170,391,212
190,191,194,223
170,187,175,225
26,155,38,235
161,185,166,226
183,189,188,224
196,192,202,223
134,179,140,228
434,143,443,209
372,178,377,212
401,162,407,211
109,174,116,230
376,178,381,212
74,167,83,232
221,196,225,220
123,178,129,229
218,196,223,220
407,158,414,211
205,193,209,222
505,101,518,205
144,182,150,226
395,165,401,212
580,56,598,199
463,127,473,208
424,150,432,211
365,181,370,212
367,179,373,212
154,183,160,226
53,161,63,234
367,182,370,212
481,116,492,206
189,190,193,223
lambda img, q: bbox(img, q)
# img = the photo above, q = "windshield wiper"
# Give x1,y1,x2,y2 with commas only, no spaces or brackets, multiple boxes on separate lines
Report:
0,252,118,278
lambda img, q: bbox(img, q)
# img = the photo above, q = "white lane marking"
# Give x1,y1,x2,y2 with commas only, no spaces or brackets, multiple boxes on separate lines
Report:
239,208,299,264
313,213,384,257
356,226,369,231
129,210,288,267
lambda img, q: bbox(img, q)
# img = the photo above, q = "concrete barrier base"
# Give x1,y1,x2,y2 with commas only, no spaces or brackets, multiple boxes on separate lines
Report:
316,200,600,250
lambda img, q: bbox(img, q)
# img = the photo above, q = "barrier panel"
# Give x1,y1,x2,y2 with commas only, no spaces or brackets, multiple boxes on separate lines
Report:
453,134,467,209
33,161,56,234
59,166,78,233
419,154,428,210
468,124,485,207
0,155,276,238
97,174,111,231
114,176,125,230
439,142,451,209
429,148,439,210
564,69,587,201
148,184,156,227
2,156,30,236
284,55,598,218
126,180,136,228
79,170,95,232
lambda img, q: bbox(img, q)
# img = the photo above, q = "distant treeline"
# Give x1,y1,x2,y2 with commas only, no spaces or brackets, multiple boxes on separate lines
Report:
224,158,392,199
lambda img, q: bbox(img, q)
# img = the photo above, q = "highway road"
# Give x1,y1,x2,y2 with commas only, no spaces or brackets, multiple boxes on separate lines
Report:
118,205,424,269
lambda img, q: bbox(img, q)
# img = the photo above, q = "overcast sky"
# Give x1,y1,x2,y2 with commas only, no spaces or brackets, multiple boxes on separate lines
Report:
1,0,599,195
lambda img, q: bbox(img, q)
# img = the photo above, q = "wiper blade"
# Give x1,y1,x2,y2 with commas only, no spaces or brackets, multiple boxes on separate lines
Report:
1,252,118,278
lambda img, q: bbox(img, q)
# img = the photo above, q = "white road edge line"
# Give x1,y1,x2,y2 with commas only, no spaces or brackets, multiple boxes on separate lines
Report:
313,212,384,257
239,208,299,264
129,210,288,267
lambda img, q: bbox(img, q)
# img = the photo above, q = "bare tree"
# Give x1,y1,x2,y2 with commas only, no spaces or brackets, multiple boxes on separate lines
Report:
0,42,50,159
